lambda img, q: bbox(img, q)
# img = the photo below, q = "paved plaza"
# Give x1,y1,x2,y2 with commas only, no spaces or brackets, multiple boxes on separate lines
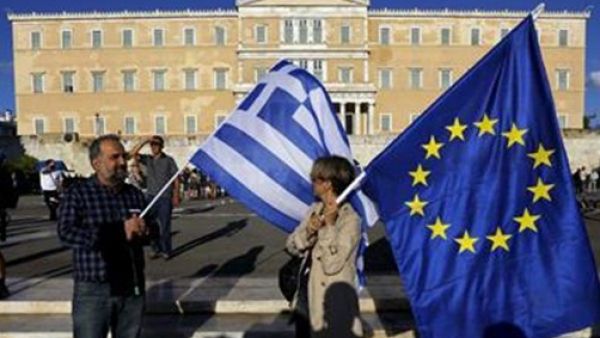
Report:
1,194,599,337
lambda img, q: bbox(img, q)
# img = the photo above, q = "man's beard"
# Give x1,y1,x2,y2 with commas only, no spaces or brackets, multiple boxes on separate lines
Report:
111,167,128,183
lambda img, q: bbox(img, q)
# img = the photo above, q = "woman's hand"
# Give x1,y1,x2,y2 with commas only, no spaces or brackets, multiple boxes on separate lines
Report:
307,212,324,235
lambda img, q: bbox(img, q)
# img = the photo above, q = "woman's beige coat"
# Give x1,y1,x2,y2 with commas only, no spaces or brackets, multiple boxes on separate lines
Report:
286,202,363,337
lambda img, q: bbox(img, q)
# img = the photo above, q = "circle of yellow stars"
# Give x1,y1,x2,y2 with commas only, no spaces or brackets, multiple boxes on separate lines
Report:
405,113,556,254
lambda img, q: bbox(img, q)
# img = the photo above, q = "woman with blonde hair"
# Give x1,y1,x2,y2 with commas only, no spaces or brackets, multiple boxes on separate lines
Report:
286,156,363,338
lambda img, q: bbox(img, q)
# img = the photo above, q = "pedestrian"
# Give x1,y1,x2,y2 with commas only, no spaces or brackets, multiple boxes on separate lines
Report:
0,154,12,242
130,136,179,260
573,168,583,194
58,134,153,338
591,169,599,193
0,154,12,298
580,166,588,193
286,156,363,338
39,159,64,220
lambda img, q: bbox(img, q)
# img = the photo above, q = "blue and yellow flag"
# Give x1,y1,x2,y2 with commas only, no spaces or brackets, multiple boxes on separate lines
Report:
361,16,600,337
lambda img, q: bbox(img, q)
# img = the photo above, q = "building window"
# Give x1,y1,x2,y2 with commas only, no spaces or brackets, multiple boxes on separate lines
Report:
556,69,570,90
410,113,421,123
313,19,323,43
123,71,136,92
124,117,136,135
379,68,393,89
284,19,294,44
62,71,75,93
256,25,267,44
409,68,423,89
214,68,228,90
411,27,421,45
380,114,392,132
92,71,104,92
122,29,133,48
31,31,41,50
215,26,226,46
298,60,309,70
299,20,308,44
439,68,452,90
185,115,197,134
92,30,102,48
255,67,268,82
184,28,195,46
32,73,44,93
440,28,451,45
558,29,569,47
64,117,76,133
500,28,510,39
153,70,166,91
155,116,166,134
61,30,72,49
94,116,105,136
339,67,353,84
341,25,351,44
184,69,197,91
471,28,481,46
557,114,567,129
379,26,391,45
153,29,164,47
215,114,227,128
313,60,324,81
34,118,45,135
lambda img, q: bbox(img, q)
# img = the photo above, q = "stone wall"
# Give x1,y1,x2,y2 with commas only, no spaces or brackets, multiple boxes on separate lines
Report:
19,130,600,176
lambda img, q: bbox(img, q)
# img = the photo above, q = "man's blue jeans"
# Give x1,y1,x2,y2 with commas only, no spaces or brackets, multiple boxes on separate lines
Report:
146,195,173,255
72,282,144,338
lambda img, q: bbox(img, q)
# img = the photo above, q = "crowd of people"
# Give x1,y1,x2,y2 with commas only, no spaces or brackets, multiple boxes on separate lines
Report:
572,166,600,194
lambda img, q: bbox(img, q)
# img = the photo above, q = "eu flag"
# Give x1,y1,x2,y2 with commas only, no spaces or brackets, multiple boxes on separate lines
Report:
361,15,600,337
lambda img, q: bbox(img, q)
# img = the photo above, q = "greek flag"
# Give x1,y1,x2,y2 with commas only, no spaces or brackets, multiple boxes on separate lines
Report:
190,60,378,282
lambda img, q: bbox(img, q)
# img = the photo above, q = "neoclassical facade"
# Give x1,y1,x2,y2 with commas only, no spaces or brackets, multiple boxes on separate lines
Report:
9,0,590,143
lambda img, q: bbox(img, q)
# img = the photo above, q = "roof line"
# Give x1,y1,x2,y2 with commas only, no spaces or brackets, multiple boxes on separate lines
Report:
368,8,591,19
7,7,591,21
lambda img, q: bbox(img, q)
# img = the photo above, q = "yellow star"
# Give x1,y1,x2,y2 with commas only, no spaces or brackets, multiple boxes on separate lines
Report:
502,123,528,148
474,113,498,137
409,164,431,187
527,144,555,169
445,118,468,141
486,227,512,252
527,178,555,203
514,208,541,233
405,194,428,217
422,136,444,159
427,217,450,240
454,230,479,254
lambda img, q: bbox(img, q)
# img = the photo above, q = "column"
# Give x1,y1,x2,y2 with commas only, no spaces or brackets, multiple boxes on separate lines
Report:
368,102,374,135
354,102,361,136
340,101,347,131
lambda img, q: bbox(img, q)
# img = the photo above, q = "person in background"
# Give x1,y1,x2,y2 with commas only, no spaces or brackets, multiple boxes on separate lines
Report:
40,159,64,221
589,168,598,193
130,136,179,260
58,134,154,338
0,154,12,298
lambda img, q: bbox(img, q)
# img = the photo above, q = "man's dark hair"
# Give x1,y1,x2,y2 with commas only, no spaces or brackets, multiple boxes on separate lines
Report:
310,156,356,196
89,134,122,164
151,135,165,146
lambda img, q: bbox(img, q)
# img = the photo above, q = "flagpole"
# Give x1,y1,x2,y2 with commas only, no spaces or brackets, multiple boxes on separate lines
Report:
140,160,190,218
531,3,545,20
336,171,366,205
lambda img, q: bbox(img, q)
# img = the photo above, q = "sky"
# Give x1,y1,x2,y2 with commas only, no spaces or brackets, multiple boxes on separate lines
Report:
0,0,598,126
